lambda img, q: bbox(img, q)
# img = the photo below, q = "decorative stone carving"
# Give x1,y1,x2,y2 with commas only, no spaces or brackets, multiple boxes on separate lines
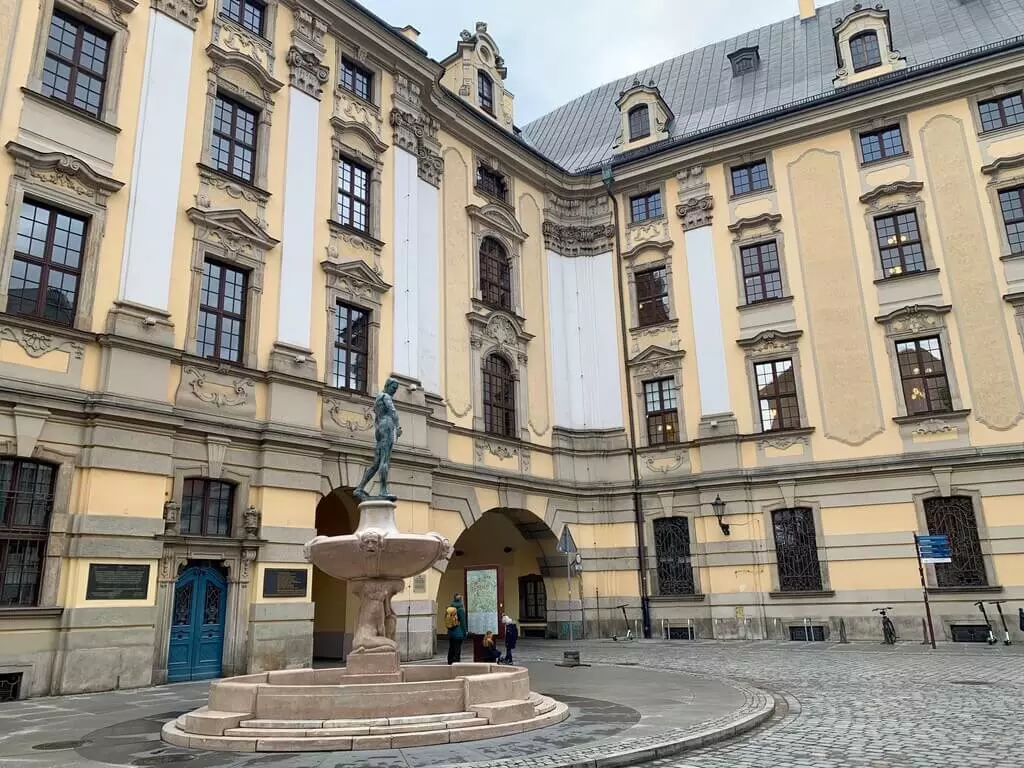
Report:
676,195,714,231
325,399,375,434
0,326,84,359
543,194,614,257
162,501,181,536
6,142,123,204
629,323,681,355
418,145,444,188
196,166,270,228
243,505,261,539
625,218,670,250
737,329,803,355
475,440,522,462
206,436,229,478
181,365,254,408
151,0,207,29
911,419,955,437
210,13,275,77
389,79,444,187
642,452,687,474
334,87,384,138
758,435,808,451
286,46,329,99
875,304,951,335
291,7,326,52
727,212,782,238
858,180,925,210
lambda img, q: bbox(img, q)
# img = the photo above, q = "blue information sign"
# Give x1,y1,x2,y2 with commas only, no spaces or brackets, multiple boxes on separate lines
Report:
916,534,952,564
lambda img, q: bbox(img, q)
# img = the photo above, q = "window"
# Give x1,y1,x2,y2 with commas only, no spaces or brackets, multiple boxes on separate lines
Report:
923,496,987,588
998,186,1024,254
220,0,265,36
978,91,1024,133
772,508,822,592
731,160,771,196
336,158,370,233
478,71,494,115
332,302,369,393
518,574,546,622
482,353,516,438
181,478,235,537
8,199,86,327
874,210,925,277
41,10,110,118
628,105,650,141
653,518,694,595
475,164,508,203
643,378,679,446
740,241,784,304
0,459,55,606
755,359,800,432
629,191,662,223
859,125,905,163
635,267,669,327
849,31,882,72
210,95,257,183
197,259,247,364
340,57,373,102
895,337,952,416
479,237,512,310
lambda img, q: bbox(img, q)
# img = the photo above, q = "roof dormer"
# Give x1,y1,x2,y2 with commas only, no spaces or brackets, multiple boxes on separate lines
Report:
832,4,906,88
441,21,514,130
614,78,673,152
728,46,761,77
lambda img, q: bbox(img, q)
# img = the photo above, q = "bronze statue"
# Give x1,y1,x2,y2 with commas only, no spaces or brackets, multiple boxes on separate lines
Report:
354,377,402,500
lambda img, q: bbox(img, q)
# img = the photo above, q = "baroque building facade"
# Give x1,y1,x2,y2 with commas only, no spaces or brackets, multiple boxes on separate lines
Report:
1,0,1023,697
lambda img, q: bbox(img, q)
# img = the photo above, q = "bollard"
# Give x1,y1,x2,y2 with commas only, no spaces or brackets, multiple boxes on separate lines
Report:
839,617,849,644
556,650,590,668
922,617,930,645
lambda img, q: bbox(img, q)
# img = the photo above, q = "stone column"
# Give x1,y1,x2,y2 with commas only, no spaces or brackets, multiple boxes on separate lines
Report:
269,9,328,382
676,166,740,470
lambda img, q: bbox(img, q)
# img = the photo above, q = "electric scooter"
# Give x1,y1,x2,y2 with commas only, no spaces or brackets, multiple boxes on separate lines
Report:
611,604,634,641
988,600,1012,646
974,601,998,645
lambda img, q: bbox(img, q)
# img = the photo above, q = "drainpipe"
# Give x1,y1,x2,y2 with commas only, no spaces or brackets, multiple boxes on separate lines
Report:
602,164,652,639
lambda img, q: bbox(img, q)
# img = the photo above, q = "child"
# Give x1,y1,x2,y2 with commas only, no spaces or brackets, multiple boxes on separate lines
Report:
501,613,518,665
482,631,503,663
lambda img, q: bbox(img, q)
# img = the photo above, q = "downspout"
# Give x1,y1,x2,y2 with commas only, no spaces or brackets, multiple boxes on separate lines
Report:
602,165,652,639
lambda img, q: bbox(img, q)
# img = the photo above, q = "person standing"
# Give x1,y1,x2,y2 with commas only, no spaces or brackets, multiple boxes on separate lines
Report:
501,613,518,665
445,592,468,664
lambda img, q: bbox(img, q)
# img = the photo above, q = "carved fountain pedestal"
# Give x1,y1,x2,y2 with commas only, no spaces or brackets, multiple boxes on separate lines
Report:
162,499,566,752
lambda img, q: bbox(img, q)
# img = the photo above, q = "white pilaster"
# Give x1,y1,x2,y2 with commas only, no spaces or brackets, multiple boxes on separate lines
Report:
416,179,440,393
119,12,194,311
392,148,419,380
276,88,319,349
684,226,731,415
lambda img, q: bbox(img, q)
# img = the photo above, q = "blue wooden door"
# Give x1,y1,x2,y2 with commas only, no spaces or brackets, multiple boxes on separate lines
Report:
167,564,227,682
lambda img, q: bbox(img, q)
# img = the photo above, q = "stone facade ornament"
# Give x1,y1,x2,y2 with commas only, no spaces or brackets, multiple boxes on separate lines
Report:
542,194,615,257
676,195,714,231
151,0,207,29
243,505,261,539
875,304,951,336
182,366,254,408
737,329,803,355
0,326,84,359
286,46,329,99
390,74,444,187
162,500,181,536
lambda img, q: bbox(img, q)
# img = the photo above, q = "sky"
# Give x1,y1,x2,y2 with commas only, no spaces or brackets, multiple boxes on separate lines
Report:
357,0,823,125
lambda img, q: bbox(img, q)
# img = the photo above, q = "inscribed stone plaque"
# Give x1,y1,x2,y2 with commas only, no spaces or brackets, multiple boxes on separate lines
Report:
262,568,308,598
413,574,426,593
86,564,150,600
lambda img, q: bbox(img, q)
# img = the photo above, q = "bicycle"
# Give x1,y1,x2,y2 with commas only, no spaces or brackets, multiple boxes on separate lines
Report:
872,606,897,645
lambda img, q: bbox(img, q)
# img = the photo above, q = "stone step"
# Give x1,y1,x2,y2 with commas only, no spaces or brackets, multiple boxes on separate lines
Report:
469,699,536,725
228,716,488,739
534,696,557,715
239,711,479,730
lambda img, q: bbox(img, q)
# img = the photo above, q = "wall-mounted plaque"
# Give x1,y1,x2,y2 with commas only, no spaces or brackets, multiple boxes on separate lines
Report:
413,574,426,593
86,564,150,600
263,568,308,598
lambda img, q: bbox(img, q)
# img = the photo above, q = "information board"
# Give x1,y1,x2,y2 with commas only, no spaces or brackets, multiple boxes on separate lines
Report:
262,568,308,598
86,564,150,600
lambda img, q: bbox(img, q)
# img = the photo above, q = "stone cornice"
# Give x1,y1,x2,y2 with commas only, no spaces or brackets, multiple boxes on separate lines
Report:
150,0,207,30
858,180,925,206
542,222,615,258
981,153,1024,176
736,328,803,353
6,141,124,198
727,212,781,237
676,195,714,231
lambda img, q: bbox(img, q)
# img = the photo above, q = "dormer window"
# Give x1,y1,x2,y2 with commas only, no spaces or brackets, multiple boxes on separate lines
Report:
478,71,494,115
628,105,650,141
728,46,760,77
476,162,508,203
850,31,882,72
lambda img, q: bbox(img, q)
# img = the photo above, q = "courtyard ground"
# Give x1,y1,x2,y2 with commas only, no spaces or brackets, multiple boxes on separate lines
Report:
0,638,1020,767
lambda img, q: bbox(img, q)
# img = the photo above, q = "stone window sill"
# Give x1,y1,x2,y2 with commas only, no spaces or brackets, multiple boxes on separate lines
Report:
21,87,121,134
892,409,970,426
729,186,775,202
629,319,677,334
627,214,667,229
860,151,911,169
999,251,1024,263
197,163,271,202
327,219,385,248
739,426,815,443
873,266,940,285
649,593,706,603
737,295,794,312
769,589,835,599
0,606,64,619
926,585,1003,595
474,188,513,211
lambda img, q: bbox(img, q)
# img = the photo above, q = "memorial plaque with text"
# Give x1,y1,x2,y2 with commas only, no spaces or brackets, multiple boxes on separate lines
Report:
86,564,150,600
263,568,308,598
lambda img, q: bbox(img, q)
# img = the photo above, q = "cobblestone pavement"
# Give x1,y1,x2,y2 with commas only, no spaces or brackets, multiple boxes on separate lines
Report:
520,639,1024,768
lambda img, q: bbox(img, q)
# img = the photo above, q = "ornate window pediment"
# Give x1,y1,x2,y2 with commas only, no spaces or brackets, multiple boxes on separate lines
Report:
859,180,925,213
627,344,685,377
209,0,280,85
832,6,905,87
321,257,390,304
614,78,673,150
468,309,533,359
186,206,278,263
206,46,284,99
7,142,122,202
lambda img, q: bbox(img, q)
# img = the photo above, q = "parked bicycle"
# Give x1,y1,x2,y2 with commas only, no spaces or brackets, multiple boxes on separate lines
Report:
872,606,898,645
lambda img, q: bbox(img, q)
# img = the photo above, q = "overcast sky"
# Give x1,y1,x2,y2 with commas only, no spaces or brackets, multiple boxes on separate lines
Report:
357,0,822,125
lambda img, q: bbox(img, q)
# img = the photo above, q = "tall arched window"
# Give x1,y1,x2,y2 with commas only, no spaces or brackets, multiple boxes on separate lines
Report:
628,104,650,141
482,353,516,438
479,237,512,310
478,71,494,114
850,31,882,72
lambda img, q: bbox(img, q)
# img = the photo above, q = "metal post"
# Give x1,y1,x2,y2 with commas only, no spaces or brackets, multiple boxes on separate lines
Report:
566,549,573,644
913,534,937,650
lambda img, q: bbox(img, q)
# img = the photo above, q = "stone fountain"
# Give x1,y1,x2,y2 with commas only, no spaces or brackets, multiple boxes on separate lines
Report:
163,378,566,752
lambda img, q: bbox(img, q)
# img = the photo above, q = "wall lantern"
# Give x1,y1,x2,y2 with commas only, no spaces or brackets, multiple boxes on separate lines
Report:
712,494,730,536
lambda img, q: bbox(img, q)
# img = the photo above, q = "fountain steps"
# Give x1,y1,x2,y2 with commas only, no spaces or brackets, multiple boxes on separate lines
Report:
162,695,568,752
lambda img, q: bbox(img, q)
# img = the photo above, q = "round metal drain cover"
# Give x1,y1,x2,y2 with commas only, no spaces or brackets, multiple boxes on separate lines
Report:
32,739,90,751
133,756,196,766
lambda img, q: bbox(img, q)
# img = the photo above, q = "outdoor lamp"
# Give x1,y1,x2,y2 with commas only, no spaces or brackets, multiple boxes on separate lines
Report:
712,494,730,536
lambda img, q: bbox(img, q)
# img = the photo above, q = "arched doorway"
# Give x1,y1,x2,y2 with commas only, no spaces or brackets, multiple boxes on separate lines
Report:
435,508,560,643
311,488,359,661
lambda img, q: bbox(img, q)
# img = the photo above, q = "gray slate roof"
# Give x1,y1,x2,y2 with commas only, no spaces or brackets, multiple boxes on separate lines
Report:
520,0,1024,172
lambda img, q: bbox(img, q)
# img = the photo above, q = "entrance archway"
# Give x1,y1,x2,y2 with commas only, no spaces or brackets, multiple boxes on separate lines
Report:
435,508,560,642
311,488,359,660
